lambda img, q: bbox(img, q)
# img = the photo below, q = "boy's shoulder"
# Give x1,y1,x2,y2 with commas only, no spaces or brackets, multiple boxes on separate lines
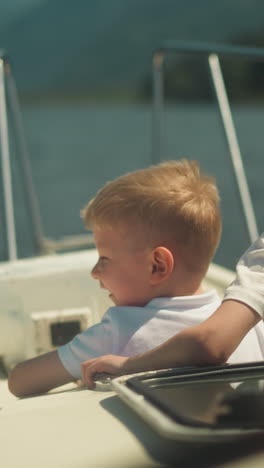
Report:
102,302,160,326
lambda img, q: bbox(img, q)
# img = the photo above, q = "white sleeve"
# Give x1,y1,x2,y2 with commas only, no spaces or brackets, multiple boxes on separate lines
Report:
224,232,264,318
57,309,115,379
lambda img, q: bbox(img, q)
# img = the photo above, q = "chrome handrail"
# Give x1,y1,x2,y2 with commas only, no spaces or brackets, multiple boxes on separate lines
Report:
4,56,46,256
0,53,94,260
1,42,261,259
152,40,261,243
0,52,17,260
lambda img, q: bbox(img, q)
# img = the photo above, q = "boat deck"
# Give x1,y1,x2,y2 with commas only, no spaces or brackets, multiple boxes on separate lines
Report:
1,373,264,468
0,377,161,468
0,253,262,467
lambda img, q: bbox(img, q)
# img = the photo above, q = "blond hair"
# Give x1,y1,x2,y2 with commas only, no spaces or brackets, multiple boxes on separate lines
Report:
82,160,221,275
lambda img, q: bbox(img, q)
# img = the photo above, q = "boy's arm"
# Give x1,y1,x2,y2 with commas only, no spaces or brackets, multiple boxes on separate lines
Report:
82,299,261,388
8,350,74,397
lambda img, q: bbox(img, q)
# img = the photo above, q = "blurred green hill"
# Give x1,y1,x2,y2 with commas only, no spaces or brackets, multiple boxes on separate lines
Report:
1,0,264,99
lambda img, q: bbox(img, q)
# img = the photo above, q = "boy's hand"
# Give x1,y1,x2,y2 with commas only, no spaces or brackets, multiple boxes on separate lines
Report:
81,355,129,389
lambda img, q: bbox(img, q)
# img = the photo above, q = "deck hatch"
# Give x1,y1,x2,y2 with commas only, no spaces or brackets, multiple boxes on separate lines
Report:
112,362,264,440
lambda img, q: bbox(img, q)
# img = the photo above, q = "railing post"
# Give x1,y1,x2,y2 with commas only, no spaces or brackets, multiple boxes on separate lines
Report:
152,52,165,164
0,56,17,260
208,53,258,242
5,59,45,253
152,41,261,244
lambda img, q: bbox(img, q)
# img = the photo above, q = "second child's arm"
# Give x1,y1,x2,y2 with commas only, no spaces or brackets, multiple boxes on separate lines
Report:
82,299,261,388
8,350,74,397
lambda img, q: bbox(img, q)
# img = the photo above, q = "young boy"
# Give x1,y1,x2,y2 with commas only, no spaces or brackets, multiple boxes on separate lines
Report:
8,160,264,397
82,234,264,388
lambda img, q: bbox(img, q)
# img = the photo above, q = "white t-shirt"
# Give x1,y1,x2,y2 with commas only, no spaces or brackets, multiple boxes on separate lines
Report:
58,290,264,379
224,232,264,318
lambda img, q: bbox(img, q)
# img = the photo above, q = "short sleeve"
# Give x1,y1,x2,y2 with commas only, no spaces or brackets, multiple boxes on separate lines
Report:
57,310,114,379
224,233,264,318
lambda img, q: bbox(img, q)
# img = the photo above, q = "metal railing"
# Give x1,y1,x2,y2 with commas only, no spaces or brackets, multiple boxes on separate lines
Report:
152,40,262,243
0,52,18,260
0,52,94,261
1,42,262,260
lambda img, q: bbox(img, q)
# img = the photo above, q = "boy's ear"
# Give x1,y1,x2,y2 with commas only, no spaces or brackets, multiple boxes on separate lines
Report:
150,246,174,285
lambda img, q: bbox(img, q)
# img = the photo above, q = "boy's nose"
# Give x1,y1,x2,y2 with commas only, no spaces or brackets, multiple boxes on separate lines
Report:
91,263,100,279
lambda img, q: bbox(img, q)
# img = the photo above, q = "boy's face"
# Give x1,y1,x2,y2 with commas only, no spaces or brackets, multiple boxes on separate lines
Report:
91,223,153,307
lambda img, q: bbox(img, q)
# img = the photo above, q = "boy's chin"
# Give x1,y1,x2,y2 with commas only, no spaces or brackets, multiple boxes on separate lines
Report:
109,293,116,304
110,295,126,307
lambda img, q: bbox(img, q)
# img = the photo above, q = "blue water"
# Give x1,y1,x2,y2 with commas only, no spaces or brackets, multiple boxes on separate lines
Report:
2,102,264,269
